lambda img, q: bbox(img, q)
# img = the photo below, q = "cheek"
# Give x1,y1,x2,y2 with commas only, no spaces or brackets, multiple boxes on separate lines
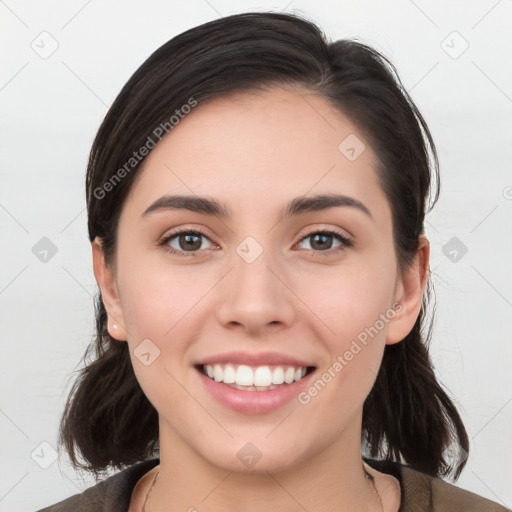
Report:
117,255,207,341
298,260,397,343
116,257,215,397
294,256,397,408
298,274,393,418
117,262,200,409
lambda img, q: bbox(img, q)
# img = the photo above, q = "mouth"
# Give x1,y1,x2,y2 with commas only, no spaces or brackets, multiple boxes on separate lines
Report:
194,363,316,392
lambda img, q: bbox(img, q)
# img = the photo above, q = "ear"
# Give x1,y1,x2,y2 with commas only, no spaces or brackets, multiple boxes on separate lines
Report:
386,235,430,345
91,238,128,341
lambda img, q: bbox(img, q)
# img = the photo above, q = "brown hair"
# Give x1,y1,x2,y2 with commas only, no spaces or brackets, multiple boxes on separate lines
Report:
58,11,469,480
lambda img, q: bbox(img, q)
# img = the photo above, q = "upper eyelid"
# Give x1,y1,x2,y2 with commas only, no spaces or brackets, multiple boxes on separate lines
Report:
163,222,352,238
296,226,351,241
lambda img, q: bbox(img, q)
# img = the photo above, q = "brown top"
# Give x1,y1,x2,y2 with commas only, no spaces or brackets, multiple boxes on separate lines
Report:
36,457,510,512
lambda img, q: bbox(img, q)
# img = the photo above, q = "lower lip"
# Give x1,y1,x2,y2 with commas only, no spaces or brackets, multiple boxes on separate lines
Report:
196,366,316,415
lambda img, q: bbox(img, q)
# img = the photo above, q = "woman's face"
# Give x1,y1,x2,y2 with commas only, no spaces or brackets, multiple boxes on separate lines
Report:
94,85,425,474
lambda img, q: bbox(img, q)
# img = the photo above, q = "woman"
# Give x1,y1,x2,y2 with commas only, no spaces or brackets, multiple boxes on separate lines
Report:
37,11,508,512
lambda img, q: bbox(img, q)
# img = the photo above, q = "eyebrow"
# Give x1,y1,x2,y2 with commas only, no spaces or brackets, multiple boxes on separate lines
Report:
142,193,372,220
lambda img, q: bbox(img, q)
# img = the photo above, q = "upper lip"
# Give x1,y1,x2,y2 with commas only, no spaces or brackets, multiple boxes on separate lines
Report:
195,350,315,368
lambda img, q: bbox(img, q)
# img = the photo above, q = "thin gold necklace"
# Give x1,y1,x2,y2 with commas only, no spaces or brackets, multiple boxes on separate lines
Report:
364,465,384,511
143,465,383,511
142,470,159,512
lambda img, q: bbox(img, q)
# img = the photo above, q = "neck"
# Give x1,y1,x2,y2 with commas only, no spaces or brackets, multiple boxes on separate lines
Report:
145,416,384,512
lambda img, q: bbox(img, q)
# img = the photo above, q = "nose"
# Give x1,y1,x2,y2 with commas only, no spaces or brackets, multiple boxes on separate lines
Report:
215,240,296,335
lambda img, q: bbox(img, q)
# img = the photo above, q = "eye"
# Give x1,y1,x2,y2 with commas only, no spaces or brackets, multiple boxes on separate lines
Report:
160,228,214,257
159,228,352,258
296,229,352,256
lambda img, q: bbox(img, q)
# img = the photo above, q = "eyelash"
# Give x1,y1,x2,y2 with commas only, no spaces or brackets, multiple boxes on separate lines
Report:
159,228,352,258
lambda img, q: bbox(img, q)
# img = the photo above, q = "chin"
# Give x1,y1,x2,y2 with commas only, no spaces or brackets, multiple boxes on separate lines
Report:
201,438,308,475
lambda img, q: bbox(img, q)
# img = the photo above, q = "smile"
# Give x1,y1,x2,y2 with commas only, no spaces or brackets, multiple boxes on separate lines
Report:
195,363,317,414
198,363,314,391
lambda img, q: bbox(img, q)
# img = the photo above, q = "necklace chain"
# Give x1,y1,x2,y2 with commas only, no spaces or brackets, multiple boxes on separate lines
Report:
364,465,384,512
142,464,383,512
142,470,159,512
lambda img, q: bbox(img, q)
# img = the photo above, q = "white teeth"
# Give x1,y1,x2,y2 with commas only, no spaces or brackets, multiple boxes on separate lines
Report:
202,363,310,388
284,367,295,384
236,365,254,386
272,367,285,384
213,364,223,382
254,366,272,387
223,364,236,384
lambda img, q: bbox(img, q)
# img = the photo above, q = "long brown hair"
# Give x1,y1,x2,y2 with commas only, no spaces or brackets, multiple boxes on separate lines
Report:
58,11,469,480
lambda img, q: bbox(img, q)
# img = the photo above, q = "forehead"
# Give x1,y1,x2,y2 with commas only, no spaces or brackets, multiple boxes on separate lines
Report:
122,85,385,220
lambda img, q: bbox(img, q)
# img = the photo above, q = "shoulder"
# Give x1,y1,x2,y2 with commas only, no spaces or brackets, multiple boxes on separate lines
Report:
365,458,510,512
400,464,510,511
35,458,160,512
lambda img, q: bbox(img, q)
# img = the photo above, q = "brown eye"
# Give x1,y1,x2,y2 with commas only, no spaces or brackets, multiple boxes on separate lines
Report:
161,229,213,257
297,230,352,255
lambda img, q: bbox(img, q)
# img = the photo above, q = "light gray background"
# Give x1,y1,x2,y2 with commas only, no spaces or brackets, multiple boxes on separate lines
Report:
1,0,511,510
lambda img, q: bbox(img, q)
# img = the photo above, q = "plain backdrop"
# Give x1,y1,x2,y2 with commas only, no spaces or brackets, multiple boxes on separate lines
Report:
1,0,511,510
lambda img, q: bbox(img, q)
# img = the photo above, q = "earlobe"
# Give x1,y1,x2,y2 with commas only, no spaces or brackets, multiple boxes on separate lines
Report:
91,238,128,341
386,236,430,345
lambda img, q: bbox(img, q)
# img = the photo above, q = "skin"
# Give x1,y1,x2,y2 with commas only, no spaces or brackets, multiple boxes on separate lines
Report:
92,85,429,512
